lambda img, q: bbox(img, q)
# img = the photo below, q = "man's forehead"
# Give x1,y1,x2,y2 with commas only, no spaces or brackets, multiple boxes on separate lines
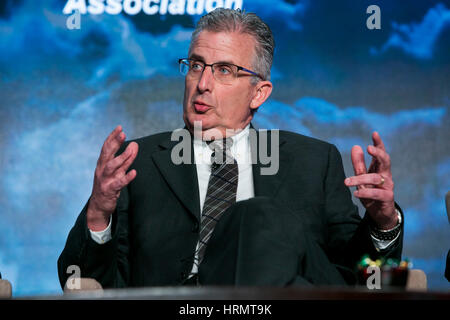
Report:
188,31,256,63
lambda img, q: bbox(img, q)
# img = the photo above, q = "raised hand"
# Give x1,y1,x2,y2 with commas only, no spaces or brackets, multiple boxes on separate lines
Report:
344,132,397,230
87,125,139,231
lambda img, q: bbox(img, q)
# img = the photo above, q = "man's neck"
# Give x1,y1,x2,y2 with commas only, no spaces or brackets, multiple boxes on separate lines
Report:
192,124,251,143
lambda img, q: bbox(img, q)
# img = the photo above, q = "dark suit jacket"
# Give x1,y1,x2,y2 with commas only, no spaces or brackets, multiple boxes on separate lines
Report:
57,128,403,289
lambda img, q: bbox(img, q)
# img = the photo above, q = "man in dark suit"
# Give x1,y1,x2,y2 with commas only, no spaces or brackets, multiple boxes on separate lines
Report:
58,8,403,289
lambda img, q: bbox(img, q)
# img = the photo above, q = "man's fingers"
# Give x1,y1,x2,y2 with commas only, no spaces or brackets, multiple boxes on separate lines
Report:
111,142,139,176
103,142,138,176
351,145,367,176
353,188,394,202
120,142,139,173
367,144,391,171
344,173,386,187
109,169,137,192
120,169,138,189
106,131,126,161
372,131,386,151
107,125,122,142
99,126,126,165
103,125,123,153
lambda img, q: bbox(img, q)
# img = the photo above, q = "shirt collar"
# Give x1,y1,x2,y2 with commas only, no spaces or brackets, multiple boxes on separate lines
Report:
193,124,250,148
193,125,250,165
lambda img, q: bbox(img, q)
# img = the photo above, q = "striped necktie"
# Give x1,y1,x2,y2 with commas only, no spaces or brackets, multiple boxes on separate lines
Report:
195,137,239,268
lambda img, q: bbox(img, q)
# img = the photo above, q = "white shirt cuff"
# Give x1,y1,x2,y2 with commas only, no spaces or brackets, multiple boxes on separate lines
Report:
89,216,112,244
371,231,401,251
371,209,402,251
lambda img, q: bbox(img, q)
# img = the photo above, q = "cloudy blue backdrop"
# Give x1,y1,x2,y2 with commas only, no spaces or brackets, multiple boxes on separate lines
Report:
0,0,449,296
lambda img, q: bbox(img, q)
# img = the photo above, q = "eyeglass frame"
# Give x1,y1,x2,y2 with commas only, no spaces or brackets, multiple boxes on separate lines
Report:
178,58,265,83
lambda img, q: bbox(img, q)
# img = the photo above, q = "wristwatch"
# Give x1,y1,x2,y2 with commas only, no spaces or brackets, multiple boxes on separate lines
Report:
370,209,402,241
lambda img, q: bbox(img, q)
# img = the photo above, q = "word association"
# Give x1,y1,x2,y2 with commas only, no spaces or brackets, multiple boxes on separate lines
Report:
63,0,243,16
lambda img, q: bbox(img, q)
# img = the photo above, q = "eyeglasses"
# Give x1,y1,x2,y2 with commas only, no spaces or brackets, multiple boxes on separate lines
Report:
178,58,264,84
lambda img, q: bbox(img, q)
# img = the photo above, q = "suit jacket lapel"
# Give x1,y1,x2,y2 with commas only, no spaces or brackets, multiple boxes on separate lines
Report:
150,126,292,222
151,133,201,223
252,127,292,198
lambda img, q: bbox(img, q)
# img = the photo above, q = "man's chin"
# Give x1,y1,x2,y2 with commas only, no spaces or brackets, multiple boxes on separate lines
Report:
186,114,211,130
187,120,225,141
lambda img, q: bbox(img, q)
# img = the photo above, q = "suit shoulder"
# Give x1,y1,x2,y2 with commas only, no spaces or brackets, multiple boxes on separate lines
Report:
117,131,172,156
130,131,172,147
277,130,335,151
276,130,344,167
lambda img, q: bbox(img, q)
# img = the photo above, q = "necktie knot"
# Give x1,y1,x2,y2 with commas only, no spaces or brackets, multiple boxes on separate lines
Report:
207,138,235,169
207,137,233,152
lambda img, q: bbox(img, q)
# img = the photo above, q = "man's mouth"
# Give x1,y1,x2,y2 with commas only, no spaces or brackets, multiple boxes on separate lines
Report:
194,101,211,113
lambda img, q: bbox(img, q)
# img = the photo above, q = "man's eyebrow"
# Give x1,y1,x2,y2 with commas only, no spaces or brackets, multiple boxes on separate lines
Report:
189,53,205,61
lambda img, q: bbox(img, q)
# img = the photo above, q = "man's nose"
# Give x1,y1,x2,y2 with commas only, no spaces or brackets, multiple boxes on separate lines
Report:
197,65,214,93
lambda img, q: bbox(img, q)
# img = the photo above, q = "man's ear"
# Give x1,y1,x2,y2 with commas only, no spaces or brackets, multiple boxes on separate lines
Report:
250,80,273,111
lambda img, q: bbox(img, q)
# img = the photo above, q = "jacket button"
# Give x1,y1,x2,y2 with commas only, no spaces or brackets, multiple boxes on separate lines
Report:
192,222,199,233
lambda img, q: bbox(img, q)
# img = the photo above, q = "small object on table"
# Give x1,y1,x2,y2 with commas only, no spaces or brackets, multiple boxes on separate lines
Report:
357,255,411,288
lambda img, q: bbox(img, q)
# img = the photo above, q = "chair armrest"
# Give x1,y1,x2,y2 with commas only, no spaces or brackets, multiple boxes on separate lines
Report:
0,279,12,299
406,269,427,291
64,278,103,293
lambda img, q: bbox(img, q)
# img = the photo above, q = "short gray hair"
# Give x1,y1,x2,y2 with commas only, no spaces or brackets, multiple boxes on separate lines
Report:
190,8,274,82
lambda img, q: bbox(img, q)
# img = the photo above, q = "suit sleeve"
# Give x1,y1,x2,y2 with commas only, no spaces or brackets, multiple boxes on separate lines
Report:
323,144,403,275
57,186,131,290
